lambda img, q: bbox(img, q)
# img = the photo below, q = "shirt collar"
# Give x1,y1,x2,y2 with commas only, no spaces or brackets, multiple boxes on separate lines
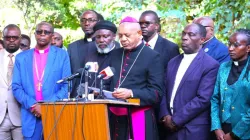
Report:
4,49,22,58
183,52,198,59
35,46,50,54
145,33,158,49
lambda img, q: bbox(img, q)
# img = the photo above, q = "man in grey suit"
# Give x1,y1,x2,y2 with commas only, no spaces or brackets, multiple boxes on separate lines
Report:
0,24,23,139
68,10,103,97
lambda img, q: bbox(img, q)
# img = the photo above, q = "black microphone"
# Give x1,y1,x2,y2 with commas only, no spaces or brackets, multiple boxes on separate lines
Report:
56,68,84,84
97,67,116,79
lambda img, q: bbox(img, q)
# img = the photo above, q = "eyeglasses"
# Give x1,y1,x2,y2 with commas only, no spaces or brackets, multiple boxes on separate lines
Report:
3,36,20,41
139,21,155,27
20,43,28,48
80,18,98,23
35,30,52,35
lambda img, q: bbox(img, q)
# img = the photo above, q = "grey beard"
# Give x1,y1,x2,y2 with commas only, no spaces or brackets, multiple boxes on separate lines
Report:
95,41,114,54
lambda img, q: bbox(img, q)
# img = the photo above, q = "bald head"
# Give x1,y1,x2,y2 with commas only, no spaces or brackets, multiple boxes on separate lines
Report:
118,22,142,50
193,16,214,41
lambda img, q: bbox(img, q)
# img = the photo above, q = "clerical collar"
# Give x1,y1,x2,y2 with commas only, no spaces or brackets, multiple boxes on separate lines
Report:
233,58,248,67
35,46,50,54
203,36,214,45
87,38,92,42
84,36,94,42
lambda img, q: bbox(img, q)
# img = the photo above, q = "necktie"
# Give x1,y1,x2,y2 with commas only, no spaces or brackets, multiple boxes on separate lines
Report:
145,42,149,47
7,54,14,85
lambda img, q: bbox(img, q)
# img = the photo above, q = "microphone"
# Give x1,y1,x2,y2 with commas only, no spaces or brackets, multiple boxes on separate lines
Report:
85,62,99,72
97,66,116,79
56,68,84,84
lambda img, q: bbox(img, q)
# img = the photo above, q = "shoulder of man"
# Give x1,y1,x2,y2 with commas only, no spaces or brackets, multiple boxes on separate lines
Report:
158,35,178,48
201,50,220,68
68,38,85,48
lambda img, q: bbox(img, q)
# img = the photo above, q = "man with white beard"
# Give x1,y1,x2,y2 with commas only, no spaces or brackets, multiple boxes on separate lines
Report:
84,20,120,89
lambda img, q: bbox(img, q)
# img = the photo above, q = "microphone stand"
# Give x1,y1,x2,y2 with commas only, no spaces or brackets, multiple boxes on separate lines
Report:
82,69,90,102
97,78,105,99
68,81,72,99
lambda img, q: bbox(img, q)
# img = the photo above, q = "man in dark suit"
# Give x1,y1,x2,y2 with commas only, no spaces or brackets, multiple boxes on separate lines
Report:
139,10,180,139
108,16,164,140
193,16,230,64
139,10,179,72
159,23,219,140
67,10,103,97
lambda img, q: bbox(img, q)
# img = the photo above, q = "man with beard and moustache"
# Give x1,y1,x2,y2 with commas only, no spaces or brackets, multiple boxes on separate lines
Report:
139,10,180,139
193,16,230,64
68,10,103,97
139,10,179,72
107,16,164,140
0,24,23,140
83,20,120,90
159,23,219,140
12,21,71,139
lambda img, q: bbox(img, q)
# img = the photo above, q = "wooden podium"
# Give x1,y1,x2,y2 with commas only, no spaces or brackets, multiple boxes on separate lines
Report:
40,99,139,140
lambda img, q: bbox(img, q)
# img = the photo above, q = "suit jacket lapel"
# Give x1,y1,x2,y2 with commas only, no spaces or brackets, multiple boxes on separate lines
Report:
231,60,249,103
43,47,56,83
176,50,203,93
0,50,8,86
167,55,182,101
154,35,162,52
26,49,35,92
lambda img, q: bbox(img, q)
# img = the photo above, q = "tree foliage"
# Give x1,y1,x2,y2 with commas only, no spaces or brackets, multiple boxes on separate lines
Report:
2,0,249,47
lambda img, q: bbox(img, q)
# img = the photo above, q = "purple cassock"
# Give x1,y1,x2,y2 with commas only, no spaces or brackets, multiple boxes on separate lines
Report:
159,50,219,140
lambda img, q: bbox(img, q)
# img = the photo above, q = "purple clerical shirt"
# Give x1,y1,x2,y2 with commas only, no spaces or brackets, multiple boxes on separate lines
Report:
33,47,49,101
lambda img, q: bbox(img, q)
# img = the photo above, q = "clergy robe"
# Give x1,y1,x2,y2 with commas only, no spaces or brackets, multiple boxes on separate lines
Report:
84,41,120,89
68,38,93,97
108,42,164,140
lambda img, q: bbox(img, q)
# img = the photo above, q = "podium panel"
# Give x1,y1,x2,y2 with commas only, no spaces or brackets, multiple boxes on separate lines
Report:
41,103,110,140
40,100,139,140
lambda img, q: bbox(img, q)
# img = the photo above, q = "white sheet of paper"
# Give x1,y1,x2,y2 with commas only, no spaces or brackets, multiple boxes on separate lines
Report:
88,87,115,99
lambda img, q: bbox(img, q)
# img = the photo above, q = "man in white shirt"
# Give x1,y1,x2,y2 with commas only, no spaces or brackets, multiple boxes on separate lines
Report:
0,24,23,140
159,23,219,140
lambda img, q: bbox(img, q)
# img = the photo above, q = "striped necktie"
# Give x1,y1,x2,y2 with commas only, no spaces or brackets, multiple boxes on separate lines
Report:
7,54,14,85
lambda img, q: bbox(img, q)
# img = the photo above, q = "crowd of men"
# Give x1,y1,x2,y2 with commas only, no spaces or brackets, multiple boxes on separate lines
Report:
0,9,249,140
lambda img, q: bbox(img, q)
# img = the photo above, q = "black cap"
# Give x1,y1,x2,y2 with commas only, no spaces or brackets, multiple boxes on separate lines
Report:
93,20,117,33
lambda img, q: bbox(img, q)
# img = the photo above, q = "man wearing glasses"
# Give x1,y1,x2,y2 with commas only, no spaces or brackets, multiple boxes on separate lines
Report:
12,21,71,140
68,10,103,98
0,24,23,140
139,10,180,139
20,34,31,51
139,10,179,73
193,16,230,64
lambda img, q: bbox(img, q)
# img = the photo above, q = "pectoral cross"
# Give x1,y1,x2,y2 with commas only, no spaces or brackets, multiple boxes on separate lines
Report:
37,82,42,91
